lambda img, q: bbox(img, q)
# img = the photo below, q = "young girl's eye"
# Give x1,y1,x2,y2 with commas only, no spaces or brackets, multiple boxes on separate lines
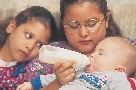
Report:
37,43,43,48
26,33,32,39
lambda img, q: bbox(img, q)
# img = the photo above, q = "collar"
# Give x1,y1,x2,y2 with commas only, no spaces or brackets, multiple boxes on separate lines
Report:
0,59,17,67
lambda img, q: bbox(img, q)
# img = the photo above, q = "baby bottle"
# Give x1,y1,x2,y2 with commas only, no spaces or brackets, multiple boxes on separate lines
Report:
39,45,90,68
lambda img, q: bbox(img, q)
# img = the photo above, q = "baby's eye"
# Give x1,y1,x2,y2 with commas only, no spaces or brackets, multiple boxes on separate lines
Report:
37,43,43,48
26,33,32,39
98,52,103,55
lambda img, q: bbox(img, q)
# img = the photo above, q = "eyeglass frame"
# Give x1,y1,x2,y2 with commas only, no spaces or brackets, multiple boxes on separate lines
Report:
61,16,106,34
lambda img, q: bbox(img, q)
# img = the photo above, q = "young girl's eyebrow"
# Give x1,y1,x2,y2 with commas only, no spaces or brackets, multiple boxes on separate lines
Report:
27,30,47,44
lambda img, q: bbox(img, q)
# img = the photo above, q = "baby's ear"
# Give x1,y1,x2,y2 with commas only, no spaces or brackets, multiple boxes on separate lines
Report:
6,20,16,33
115,65,126,72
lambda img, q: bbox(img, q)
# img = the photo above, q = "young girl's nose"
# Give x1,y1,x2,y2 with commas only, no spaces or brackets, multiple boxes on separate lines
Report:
25,42,35,51
79,25,89,37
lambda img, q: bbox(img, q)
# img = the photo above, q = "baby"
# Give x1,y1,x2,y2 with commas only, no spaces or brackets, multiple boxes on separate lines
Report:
17,36,136,90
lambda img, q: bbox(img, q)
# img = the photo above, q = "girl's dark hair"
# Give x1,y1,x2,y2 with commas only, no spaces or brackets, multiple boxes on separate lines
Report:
59,0,123,41
15,6,58,42
0,17,14,47
0,6,58,47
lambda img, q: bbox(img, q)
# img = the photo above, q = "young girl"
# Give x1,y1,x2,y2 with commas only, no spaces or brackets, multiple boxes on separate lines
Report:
47,0,136,89
0,6,58,89
48,0,123,88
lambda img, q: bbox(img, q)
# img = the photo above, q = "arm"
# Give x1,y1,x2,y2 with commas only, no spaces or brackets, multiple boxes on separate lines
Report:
17,60,76,90
16,82,33,90
107,72,133,90
40,79,60,90
16,74,56,90
40,60,76,90
30,74,57,90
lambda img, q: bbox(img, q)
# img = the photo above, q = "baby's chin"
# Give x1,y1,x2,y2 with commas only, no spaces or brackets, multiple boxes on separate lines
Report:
85,64,101,73
85,64,92,73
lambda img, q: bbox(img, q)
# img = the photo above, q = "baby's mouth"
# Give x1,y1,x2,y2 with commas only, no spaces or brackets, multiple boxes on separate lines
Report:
86,64,91,67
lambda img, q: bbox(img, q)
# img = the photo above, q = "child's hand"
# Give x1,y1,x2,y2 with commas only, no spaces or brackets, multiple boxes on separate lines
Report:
53,60,76,85
16,82,33,90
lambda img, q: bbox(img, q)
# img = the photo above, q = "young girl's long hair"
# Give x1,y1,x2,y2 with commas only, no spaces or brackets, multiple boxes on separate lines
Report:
0,6,58,48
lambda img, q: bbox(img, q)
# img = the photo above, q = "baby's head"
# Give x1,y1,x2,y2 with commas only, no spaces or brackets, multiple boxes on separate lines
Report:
86,36,136,76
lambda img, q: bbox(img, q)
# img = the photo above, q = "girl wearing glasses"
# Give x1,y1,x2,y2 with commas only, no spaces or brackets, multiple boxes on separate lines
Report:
49,0,123,88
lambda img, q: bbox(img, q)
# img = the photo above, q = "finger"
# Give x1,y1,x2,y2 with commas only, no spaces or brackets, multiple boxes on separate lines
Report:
18,86,26,90
63,67,75,77
56,60,75,73
57,67,75,78
68,72,76,82
16,84,23,90
52,61,63,71
62,72,76,84
68,72,76,79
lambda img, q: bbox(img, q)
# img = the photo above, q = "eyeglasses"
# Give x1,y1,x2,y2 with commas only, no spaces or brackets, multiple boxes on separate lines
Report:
62,17,105,34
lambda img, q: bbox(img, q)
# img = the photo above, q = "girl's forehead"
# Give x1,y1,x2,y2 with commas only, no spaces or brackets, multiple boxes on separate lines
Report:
64,2,103,22
65,2,100,13
23,22,51,43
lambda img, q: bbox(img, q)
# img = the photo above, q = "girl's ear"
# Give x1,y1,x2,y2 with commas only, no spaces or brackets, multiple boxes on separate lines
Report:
105,12,110,28
115,65,126,72
6,20,16,34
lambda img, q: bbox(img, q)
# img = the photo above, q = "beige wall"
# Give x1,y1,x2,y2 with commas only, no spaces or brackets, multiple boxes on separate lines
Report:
0,0,60,28
0,0,136,37
107,0,136,37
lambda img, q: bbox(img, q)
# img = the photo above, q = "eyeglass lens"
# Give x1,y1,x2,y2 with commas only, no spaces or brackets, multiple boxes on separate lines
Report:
64,18,103,33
